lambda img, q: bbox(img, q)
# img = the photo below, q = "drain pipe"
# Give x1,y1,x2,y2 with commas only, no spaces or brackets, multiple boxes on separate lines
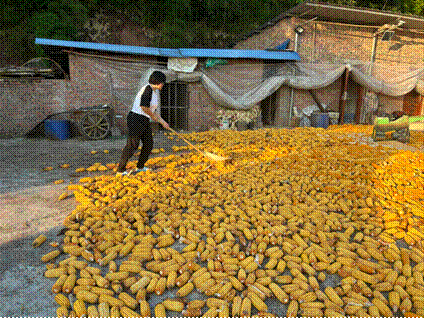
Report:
288,85,295,124
370,33,378,76
289,27,303,125
294,32,299,53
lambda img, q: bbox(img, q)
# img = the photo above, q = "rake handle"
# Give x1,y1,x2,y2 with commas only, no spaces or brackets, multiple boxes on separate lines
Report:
166,127,205,156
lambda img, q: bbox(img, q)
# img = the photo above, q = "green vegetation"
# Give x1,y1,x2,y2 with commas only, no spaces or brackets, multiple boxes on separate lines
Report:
0,0,423,66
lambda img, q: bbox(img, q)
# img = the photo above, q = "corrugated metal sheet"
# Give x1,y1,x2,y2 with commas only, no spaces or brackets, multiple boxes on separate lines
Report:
35,38,300,61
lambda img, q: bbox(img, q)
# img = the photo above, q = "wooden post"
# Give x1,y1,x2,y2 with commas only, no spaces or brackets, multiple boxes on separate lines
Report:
355,86,364,124
338,67,350,124
308,90,326,112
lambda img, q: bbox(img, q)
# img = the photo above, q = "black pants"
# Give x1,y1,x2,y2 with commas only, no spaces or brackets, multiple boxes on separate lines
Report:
117,112,153,172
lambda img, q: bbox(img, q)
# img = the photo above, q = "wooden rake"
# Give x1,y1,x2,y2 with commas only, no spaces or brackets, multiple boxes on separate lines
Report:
167,127,230,162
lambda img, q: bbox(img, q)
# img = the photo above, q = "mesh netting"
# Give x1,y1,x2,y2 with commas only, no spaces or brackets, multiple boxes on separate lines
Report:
350,62,424,96
71,53,424,111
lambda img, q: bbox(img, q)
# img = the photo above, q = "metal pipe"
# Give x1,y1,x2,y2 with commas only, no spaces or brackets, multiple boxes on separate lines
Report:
294,32,299,52
370,34,378,64
288,86,294,124
289,31,300,126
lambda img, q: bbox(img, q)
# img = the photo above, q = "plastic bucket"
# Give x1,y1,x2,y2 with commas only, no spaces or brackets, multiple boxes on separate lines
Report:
220,118,230,130
310,112,330,129
44,119,70,140
328,112,340,125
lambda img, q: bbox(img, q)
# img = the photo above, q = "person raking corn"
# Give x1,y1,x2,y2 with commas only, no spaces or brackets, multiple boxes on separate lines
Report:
116,71,169,176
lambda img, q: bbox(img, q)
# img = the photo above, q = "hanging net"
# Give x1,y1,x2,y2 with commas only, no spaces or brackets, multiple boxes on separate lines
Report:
69,53,424,111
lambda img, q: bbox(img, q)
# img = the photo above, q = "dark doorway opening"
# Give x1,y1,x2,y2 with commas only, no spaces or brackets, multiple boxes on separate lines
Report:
260,91,278,126
160,81,189,130
403,90,423,116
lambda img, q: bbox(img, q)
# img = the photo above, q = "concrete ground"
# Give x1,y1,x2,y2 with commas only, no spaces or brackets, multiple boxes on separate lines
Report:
0,131,187,316
0,132,180,194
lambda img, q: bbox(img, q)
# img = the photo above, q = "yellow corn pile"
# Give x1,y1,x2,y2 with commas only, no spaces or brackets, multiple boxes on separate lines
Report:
37,127,424,317
372,151,424,245
329,124,424,150
328,124,374,135
410,131,424,150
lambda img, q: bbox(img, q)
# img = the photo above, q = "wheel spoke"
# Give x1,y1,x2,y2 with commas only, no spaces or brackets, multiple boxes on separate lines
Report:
94,120,106,128
95,116,104,126
87,115,97,125
85,128,95,136
80,112,110,139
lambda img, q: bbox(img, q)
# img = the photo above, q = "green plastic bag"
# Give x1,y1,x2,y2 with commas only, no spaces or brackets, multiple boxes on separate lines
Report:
205,58,228,68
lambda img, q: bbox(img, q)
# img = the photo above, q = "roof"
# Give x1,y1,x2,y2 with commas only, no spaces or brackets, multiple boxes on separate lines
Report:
35,38,300,61
286,2,424,30
235,1,424,44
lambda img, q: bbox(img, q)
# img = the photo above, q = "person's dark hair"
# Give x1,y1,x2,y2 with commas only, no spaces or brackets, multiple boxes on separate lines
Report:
149,71,166,85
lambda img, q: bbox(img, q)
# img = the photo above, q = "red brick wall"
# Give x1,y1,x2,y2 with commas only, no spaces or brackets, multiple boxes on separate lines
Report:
234,17,424,121
235,17,424,65
378,94,404,113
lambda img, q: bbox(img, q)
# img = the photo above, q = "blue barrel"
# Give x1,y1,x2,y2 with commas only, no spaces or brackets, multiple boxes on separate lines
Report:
44,119,70,140
310,112,330,129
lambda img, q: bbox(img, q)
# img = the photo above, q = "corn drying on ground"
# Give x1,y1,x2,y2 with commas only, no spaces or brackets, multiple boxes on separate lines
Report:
35,125,424,317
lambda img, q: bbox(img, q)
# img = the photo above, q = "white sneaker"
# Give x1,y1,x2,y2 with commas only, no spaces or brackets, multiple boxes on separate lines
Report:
134,167,151,174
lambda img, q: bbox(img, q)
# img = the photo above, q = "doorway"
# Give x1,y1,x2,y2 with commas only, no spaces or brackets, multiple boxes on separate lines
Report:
343,78,360,123
260,91,278,126
160,81,189,130
403,90,423,116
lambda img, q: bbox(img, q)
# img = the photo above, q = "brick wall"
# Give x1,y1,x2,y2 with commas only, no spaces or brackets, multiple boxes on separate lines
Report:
69,53,165,133
234,16,424,120
0,79,69,137
1,53,246,136
235,17,424,65
235,17,297,51
68,54,112,107
187,59,266,131
187,82,220,131
0,52,174,137
292,79,344,112
0,54,126,137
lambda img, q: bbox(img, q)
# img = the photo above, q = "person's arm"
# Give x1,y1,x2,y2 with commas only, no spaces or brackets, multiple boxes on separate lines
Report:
141,106,169,128
139,86,169,128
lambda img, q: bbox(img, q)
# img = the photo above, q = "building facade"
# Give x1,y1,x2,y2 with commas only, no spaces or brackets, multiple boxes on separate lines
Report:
234,2,424,123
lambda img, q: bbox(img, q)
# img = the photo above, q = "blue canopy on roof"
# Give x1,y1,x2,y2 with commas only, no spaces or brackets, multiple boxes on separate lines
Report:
35,38,300,61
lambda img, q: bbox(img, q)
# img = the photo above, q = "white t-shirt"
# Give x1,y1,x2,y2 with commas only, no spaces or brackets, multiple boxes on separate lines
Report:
131,84,160,120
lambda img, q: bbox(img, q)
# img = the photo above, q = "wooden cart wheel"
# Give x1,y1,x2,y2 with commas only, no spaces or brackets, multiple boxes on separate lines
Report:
79,111,111,140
